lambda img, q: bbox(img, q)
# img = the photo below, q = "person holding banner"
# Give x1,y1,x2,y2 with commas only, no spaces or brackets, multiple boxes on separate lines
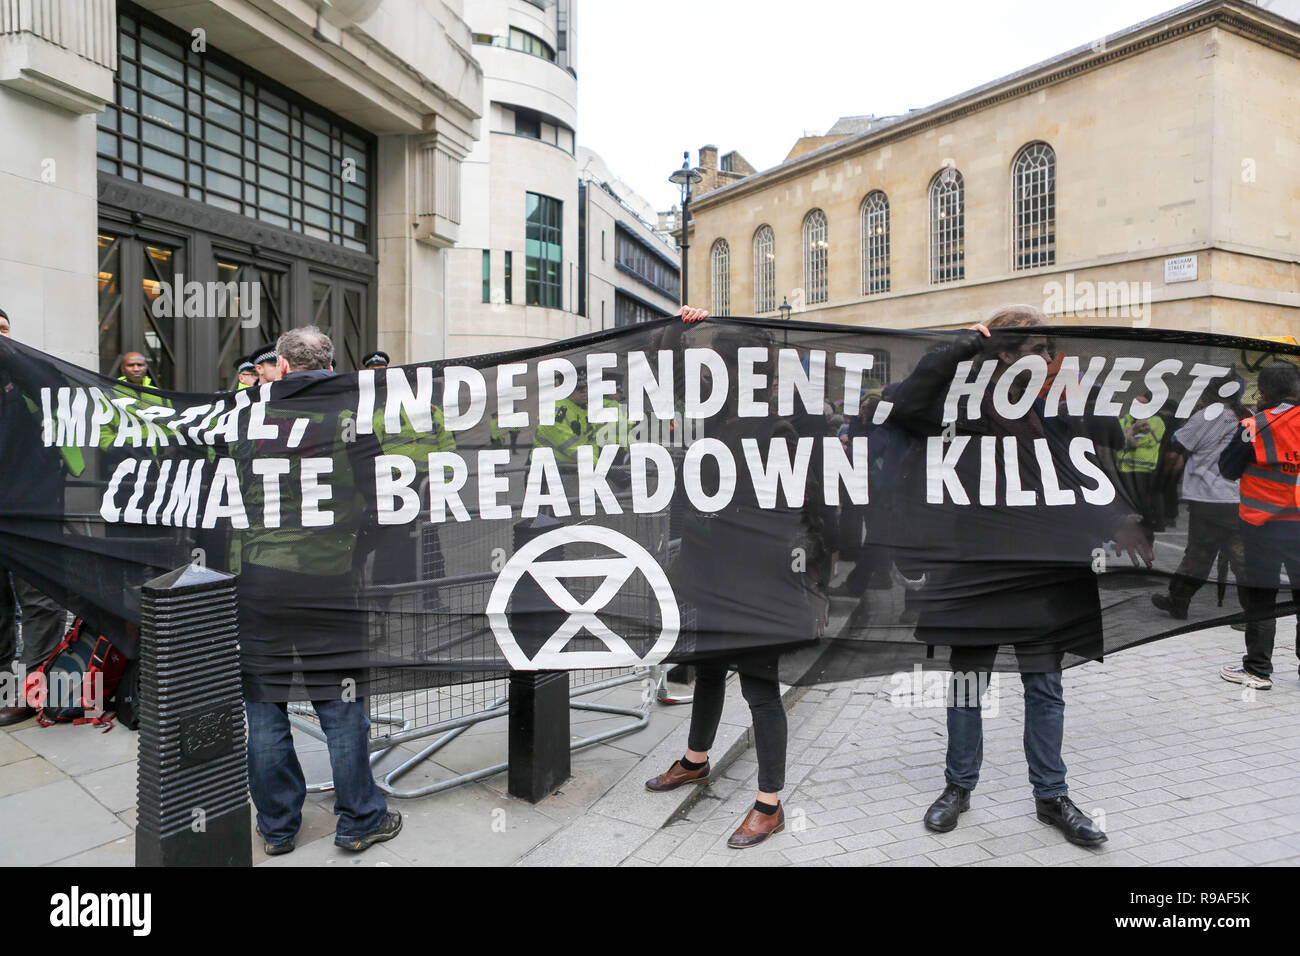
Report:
233,326,401,855
1217,361,1300,690
644,307,828,849
888,306,1152,847
0,309,76,724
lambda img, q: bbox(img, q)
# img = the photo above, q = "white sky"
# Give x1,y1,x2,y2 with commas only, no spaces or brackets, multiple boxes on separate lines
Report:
578,0,1187,211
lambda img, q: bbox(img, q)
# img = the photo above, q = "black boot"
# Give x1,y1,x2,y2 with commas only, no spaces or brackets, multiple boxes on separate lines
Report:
1035,795,1107,846
1150,592,1188,620
923,783,971,832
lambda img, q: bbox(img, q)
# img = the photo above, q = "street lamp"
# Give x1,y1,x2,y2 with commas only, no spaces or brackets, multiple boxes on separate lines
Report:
669,151,702,307
778,296,792,322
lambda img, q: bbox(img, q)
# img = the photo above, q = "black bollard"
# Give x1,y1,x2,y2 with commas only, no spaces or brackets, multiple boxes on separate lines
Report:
136,564,251,867
507,516,571,802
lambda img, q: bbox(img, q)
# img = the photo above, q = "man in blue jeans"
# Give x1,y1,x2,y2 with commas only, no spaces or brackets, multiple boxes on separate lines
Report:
235,326,400,855
923,645,1103,845
245,697,390,854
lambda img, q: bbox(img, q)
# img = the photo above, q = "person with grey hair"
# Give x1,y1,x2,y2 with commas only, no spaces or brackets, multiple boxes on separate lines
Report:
235,324,401,855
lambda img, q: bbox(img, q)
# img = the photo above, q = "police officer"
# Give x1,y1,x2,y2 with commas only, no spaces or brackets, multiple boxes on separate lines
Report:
368,366,455,606
362,350,389,371
534,367,595,465
235,358,258,390
251,343,281,384
489,413,523,455
1218,361,1300,690
117,351,155,388
1116,393,1168,545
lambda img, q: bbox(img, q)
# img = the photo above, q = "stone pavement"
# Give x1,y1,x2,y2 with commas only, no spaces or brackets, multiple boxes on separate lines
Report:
597,621,1300,867
1,621,1296,867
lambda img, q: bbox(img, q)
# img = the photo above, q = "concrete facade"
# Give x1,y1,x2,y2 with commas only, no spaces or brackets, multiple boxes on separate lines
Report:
580,147,681,332
2,0,483,370
686,0,1300,338
447,0,583,358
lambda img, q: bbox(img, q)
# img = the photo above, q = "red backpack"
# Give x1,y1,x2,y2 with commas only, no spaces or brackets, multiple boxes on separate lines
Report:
24,620,128,732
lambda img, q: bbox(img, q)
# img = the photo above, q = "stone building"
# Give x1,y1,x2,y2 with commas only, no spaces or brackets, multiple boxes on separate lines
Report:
687,0,1300,338
2,0,483,389
446,0,678,358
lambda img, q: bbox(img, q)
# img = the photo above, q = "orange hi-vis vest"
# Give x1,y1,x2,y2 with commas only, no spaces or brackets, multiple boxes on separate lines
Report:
1239,403,1300,525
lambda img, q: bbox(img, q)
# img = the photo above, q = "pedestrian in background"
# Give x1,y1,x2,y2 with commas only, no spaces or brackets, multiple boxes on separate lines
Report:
1151,374,1247,621
1217,362,1300,690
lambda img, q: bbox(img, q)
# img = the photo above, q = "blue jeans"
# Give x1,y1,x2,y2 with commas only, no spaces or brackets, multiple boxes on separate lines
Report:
944,670,1068,800
245,698,388,844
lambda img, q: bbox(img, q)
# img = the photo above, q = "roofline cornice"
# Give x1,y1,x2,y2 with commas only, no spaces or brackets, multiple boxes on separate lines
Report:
691,0,1300,215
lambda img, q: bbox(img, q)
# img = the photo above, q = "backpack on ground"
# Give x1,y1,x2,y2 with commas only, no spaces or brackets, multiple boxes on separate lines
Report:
24,620,128,732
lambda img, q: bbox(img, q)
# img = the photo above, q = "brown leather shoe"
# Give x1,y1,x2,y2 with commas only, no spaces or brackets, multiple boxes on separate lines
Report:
645,759,710,792
727,803,785,849
0,706,35,727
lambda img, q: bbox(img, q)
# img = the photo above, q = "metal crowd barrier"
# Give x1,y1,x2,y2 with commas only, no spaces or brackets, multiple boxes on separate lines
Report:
289,460,679,798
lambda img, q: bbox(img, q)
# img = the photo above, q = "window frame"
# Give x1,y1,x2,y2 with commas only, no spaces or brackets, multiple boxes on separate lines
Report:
525,191,563,309
860,191,890,295
802,209,829,305
928,167,965,284
1011,142,1056,271
710,238,731,317
753,224,775,313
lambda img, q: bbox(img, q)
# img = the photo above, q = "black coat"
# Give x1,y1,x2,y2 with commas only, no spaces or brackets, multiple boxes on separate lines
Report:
885,332,1132,667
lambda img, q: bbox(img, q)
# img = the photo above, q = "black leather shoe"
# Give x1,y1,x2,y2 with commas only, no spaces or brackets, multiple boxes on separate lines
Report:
923,783,971,832
1036,795,1107,846
1150,593,1188,620
0,706,35,726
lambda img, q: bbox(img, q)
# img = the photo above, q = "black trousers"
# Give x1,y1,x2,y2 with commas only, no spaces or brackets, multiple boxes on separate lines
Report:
686,657,786,792
1165,501,1245,613
0,571,68,669
1239,520,1300,680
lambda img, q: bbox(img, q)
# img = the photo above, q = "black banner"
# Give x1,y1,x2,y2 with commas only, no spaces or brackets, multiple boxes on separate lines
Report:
2,317,1296,701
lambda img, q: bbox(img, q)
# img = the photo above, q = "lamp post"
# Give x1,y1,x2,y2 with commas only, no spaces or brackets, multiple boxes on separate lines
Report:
669,152,702,307
778,296,792,322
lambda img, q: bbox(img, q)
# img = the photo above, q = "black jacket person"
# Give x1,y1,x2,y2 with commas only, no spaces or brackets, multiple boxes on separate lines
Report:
883,308,1149,847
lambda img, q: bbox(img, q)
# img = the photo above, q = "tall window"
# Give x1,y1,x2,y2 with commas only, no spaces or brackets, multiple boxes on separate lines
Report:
97,9,372,251
1012,142,1056,270
710,238,730,316
481,249,490,303
504,250,513,304
753,225,775,313
860,192,890,295
803,209,828,304
526,192,562,308
929,167,964,283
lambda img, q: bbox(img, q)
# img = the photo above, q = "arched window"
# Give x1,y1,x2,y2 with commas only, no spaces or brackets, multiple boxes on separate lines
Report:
803,209,828,305
929,167,964,283
860,191,890,295
710,238,730,316
753,225,775,313
1012,142,1056,269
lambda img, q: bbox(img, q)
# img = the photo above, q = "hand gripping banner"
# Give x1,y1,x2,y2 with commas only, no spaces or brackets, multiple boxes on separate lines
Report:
2,318,1297,701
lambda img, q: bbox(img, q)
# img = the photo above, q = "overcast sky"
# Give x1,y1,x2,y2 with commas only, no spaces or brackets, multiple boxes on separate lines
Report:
578,0,1187,211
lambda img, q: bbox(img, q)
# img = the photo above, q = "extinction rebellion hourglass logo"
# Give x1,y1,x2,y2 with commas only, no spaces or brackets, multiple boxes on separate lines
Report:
485,526,680,670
